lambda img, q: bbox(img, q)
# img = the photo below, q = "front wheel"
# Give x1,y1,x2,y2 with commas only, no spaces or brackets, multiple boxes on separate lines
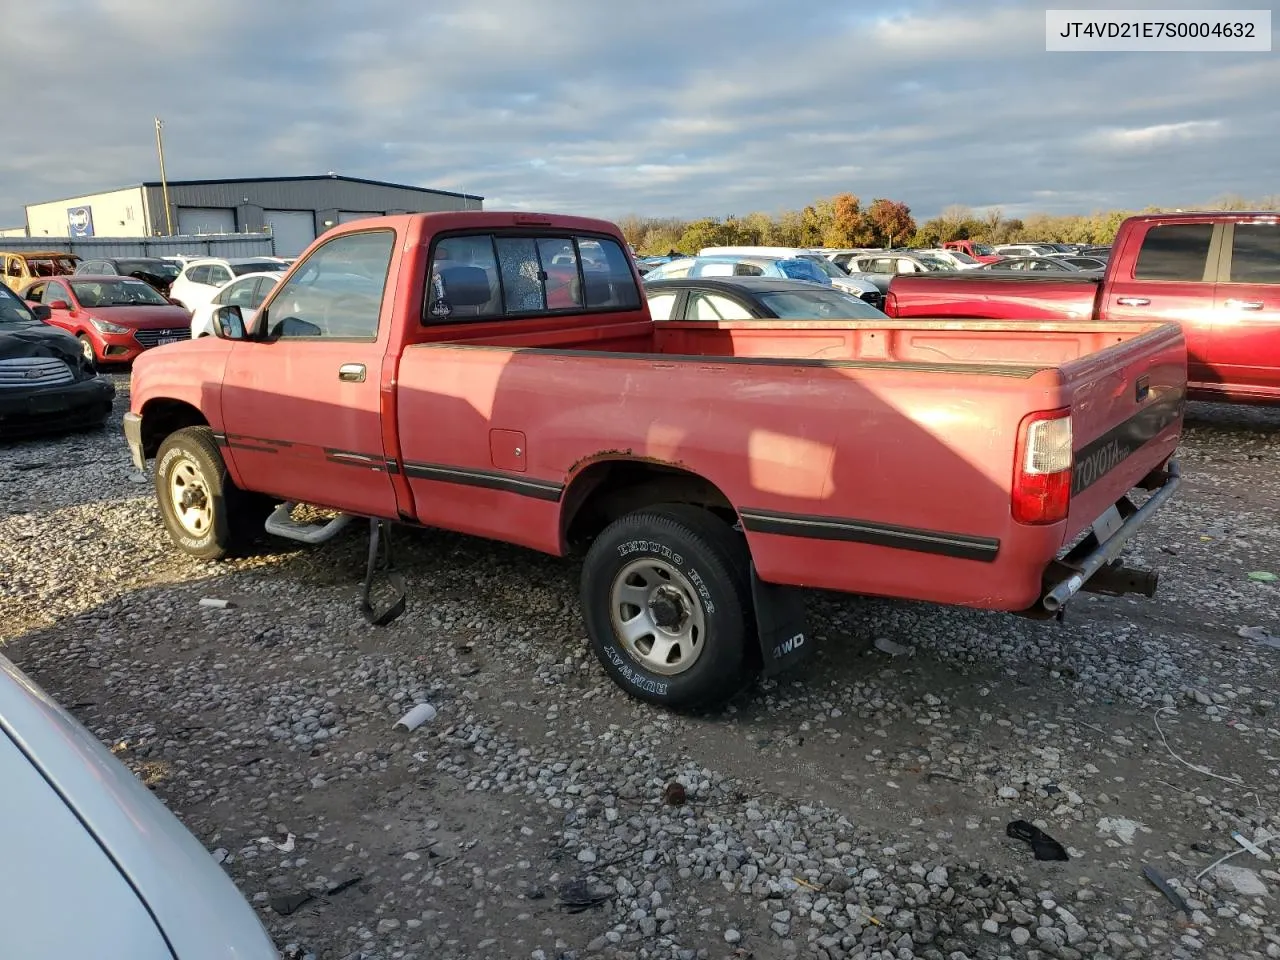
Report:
154,426,271,560
76,334,96,365
580,504,756,709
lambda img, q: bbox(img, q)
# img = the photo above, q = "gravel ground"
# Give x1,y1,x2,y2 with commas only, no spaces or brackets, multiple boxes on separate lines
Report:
3,373,1280,960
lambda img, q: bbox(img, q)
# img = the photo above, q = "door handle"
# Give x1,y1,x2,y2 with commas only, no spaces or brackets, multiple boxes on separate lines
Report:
1224,299,1264,311
338,362,366,382
1116,297,1150,306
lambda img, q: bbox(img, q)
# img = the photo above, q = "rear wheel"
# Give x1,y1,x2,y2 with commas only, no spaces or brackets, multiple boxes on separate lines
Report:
154,426,272,560
580,504,756,709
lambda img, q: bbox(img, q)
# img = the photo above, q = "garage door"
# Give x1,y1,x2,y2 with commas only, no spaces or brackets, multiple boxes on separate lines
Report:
176,207,236,235
337,210,382,223
263,210,316,257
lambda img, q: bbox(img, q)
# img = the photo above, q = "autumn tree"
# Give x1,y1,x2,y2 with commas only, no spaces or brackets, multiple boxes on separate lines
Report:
867,199,916,248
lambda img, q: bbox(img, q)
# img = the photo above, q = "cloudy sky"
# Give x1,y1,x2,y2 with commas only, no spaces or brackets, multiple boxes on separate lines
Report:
3,0,1276,227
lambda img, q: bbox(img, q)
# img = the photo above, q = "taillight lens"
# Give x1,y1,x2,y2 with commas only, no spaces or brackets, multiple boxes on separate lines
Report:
1012,408,1072,525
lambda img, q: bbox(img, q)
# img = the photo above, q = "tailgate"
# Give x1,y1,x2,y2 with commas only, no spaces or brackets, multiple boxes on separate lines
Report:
1060,322,1186,541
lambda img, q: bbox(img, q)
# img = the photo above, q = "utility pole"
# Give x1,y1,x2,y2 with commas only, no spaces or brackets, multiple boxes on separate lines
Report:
154,117,174,235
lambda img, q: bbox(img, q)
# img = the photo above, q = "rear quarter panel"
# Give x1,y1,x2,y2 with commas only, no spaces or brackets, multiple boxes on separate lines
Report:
395,344,1069,610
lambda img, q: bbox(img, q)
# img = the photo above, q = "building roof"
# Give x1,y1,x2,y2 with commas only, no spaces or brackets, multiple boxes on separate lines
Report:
27,174,483,208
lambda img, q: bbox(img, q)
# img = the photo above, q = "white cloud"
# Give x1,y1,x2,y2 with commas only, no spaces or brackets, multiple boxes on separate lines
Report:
0,0,1275,227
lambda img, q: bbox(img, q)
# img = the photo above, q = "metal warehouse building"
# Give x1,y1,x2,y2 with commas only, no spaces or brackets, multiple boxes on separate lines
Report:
24,174,484,257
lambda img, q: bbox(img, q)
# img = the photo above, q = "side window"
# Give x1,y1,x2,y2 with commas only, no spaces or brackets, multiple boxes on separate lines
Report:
224,278,260,308
208,265,232,286
576,236,640,309
1228,224,1280,284
646,292,678,320
540,238,583,309
869,259,894,274
24,281,46,302
1134,224,1213,281
46,281,71,305
689,293,753,321
496,237,546,313
895,259,916,274
187,265,211,285
6,256,23,277
250,278,276,307
266,229,395,340
427,234,503,321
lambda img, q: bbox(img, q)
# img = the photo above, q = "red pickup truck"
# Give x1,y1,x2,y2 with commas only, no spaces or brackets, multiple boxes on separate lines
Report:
942,240,1002,264
891,212,1280,406
124,211,1186,709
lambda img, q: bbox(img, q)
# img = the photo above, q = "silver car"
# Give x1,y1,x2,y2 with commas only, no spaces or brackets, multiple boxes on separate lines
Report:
0,652,279,959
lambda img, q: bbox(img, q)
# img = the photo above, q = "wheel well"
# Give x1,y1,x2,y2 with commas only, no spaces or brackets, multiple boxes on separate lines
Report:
561,460,737,550
140,399,209,458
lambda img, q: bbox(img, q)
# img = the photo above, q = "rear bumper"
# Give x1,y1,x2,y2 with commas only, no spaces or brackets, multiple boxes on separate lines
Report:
0,378,115,439
1037,459,1181,613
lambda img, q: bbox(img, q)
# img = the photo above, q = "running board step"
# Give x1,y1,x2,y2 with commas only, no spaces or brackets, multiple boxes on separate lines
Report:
264,502,355,545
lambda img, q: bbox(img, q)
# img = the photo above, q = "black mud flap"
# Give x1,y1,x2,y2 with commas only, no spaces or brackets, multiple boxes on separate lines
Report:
750,562,813,677
361,518,406,626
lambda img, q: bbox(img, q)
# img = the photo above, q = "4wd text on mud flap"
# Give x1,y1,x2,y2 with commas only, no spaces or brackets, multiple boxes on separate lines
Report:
772,632,805,660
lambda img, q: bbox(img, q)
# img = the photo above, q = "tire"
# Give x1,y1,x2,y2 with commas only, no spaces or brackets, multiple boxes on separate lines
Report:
581,504,756,709
154,426,272,560
76,334,96,366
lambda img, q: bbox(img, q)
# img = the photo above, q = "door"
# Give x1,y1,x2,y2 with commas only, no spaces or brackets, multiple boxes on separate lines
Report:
1210,220,1280,396
176,206,236,235
1101,219,1219,386
41,279,76,334
263,210,317,257
219,227,400,518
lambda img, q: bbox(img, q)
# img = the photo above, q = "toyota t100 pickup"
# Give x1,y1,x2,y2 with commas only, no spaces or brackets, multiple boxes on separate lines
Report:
125,211,1186,709
888,212,1280,406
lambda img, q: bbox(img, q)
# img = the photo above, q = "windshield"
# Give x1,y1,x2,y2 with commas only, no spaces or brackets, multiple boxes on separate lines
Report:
801,256,850,278
232,261,289,276
70,278,170,306
758,289,887,320
0,285,37,326
947,250,979,264
971,244,993,256
118,259,180,279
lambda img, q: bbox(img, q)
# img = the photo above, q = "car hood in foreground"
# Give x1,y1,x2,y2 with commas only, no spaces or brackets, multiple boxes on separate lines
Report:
0,654,278,960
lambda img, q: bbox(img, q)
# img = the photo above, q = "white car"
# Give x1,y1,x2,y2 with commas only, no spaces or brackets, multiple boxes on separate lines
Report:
0,651,278,959
190,271,283,338
168,258,289,313
919,248,984,270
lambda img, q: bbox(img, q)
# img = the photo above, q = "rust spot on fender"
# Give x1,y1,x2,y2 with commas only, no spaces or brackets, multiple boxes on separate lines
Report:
565,449,692,478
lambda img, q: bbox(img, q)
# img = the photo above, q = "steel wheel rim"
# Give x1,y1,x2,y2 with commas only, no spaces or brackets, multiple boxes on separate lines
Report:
80,338,94,362
169,456,213,537
609,558,707,676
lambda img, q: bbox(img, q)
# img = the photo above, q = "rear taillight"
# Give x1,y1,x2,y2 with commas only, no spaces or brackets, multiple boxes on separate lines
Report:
1012,408,1072,525
885,290,898,316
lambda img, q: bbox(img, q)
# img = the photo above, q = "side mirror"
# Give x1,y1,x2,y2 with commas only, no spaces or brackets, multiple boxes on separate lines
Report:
47,300,69,311
213,305,246,340
31,304,51,321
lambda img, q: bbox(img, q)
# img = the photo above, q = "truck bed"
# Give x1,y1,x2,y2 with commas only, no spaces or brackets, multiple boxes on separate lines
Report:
395,316,1185,611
